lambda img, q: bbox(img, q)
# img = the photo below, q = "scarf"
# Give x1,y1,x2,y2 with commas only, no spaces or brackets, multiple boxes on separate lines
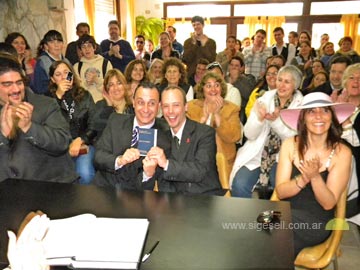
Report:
258,92,293,185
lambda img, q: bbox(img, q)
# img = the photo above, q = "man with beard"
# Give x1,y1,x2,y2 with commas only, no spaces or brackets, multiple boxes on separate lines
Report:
100,20,135,73
0,54,77,183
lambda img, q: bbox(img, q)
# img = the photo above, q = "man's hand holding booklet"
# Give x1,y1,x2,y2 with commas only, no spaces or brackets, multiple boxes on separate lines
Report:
137,128,157,156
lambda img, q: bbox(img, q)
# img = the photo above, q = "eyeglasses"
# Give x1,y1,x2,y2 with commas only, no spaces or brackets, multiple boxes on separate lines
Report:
136,41,144,44
266,72,278,77
257,210,281,224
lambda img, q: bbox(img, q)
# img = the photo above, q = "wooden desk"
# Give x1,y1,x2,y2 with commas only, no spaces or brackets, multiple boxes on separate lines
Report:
0,179,294,269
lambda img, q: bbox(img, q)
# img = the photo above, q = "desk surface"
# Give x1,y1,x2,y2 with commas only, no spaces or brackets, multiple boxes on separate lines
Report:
0,179,294,270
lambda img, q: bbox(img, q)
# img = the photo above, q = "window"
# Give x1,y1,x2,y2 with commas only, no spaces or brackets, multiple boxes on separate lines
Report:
164,1,360,51
94,0,116,42
312,23,344,50
170,22,227,52
311,1,360,15
234,3,303,16
74,0,116,43
167,4,231,18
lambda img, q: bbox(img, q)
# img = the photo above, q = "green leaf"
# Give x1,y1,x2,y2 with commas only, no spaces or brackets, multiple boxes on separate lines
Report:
135,16,165,46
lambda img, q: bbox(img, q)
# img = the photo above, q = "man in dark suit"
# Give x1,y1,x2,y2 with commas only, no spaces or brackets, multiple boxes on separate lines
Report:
146,86,222,195
308,55,352,97
0,54,77,183
93,82,170,191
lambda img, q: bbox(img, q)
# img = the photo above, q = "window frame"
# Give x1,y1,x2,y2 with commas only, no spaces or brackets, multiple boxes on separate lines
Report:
163,0,355,35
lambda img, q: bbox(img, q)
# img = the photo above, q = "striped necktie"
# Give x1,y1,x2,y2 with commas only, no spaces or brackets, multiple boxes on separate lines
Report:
131,126,139,147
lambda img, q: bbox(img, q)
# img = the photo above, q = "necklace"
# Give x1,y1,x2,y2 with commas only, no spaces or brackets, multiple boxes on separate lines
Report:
62,98,76,120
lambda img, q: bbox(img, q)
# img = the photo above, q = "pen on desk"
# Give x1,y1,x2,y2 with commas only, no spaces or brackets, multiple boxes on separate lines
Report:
142,240,160,262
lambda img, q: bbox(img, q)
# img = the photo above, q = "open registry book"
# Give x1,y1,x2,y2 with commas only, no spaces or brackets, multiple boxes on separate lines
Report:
42,214,149,269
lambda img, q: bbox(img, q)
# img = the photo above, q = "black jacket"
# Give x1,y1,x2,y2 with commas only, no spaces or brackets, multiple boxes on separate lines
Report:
93,114,171,191
0,89,77,182
54,90,96,145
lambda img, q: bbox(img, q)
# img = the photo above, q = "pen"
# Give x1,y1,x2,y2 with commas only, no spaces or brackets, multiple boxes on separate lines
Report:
142,240,160,262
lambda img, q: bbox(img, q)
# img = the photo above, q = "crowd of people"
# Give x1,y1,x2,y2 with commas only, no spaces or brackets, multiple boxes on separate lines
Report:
1,15,360,265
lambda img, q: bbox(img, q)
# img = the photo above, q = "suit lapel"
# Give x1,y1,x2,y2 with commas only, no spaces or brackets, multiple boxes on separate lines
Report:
124,115,134,147
176,120,195,161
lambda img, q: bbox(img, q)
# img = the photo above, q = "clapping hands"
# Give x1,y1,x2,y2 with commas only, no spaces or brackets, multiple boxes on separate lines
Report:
200,97,223,124
1,102,33,138
254,100,281,122
109,43,121,58
298,155,322,184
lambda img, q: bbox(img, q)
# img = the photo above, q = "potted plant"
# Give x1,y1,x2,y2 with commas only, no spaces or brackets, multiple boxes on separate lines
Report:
135,15,165,46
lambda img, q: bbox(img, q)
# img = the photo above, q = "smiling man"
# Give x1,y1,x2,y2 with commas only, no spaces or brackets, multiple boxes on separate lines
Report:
243,29,272,79
0,54,77,183
182,16,217,78
93,81,170,191
311,55,352,99
73,34,113,102
272,27,296,66
100,20,135,73
146,86,222,195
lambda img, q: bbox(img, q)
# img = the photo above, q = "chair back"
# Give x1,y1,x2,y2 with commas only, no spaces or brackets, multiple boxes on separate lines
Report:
270,189,280,201
294,188,348,270
216,152,231,197
272,185,347,269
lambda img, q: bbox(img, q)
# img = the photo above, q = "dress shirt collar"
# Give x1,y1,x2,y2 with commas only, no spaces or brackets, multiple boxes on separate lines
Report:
133,117,155,129
272,42,287,49
170,119,187,141
330,82,342,91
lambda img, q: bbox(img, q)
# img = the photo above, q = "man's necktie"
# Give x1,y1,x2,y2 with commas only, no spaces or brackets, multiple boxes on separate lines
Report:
173,136,180,149
131,126,139,147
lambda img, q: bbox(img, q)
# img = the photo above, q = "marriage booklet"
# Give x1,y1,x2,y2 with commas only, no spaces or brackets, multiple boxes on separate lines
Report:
42,214,149,269
138,128,157,156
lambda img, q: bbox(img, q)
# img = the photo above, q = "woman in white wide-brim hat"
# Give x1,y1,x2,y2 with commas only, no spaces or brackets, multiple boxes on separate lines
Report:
276,91,356,256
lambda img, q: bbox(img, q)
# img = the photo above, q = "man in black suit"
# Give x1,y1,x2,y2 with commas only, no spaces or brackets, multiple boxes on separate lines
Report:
308,56,352,97
93,82,170,191
146,86,222,195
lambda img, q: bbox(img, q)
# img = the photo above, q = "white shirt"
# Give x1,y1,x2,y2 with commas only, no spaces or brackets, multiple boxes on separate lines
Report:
164,119,187,171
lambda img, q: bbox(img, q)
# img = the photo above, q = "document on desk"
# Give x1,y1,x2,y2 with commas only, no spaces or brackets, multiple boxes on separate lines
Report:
42,214,149,269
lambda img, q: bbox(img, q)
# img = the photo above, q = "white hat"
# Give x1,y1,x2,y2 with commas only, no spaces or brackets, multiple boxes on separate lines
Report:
280,92,356,130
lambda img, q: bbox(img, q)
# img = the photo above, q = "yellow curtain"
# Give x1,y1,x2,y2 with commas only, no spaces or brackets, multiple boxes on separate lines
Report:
126,0,136,45
244,16,285,46
84,0,95,36
340,14,360,52
166,18,176,28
